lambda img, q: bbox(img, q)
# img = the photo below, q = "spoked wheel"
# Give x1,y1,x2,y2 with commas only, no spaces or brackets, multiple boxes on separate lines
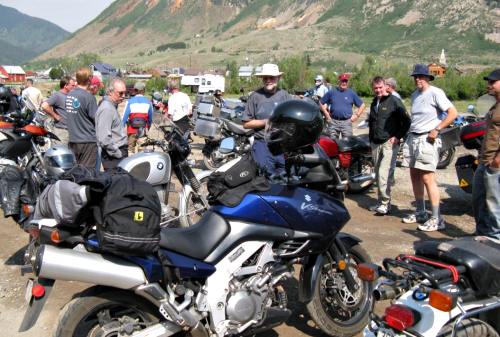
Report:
179,177,209,228
306,244,373,337
54,288,161,337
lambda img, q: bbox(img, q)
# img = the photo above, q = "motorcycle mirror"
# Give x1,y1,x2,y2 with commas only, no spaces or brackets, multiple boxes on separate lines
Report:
219,137,236,154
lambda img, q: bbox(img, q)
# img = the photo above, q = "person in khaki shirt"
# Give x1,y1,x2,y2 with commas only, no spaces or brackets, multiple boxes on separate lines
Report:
472,68,500,239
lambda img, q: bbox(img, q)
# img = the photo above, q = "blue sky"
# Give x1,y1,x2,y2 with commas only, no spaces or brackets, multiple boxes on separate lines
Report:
0,0,115,32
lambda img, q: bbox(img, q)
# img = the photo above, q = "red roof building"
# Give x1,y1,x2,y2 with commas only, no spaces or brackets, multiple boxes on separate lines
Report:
0,65,26,83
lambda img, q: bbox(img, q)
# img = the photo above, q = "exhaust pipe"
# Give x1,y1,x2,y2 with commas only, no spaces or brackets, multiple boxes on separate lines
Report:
34,245,147,289
350,173,375,184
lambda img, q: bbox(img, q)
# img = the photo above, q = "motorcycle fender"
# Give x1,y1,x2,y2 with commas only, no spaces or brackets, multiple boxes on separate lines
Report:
298,233,362,303
18,278,55,332
298,254,324,304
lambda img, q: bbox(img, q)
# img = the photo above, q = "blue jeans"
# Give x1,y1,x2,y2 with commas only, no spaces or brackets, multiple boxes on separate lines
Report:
251,139,285,177
472,164,500,239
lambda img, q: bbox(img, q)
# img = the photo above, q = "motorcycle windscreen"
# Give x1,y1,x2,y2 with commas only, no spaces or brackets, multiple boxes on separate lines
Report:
259,184,350,235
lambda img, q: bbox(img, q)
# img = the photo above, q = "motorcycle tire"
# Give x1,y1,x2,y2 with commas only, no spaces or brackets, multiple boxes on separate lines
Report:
347,159,375,194
179,176,209,228
53,287,160,337
436,147,456,169
437,318,499,337
306,244,373,337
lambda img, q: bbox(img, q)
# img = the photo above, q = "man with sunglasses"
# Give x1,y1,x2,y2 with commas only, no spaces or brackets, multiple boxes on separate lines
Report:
473,69,500,239
242,63,292,176
95,78,128,170
320,73,365,139
66,67,99,169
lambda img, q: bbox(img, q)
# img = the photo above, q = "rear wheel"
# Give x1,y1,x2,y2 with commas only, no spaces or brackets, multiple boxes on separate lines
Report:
54,287,161,337
437,318,499,337
436,147,456,169
306,244,373,337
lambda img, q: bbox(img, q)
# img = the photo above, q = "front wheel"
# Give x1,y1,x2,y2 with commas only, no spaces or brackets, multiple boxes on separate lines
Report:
306,244,373,337
54,287,161,337
179,177,209,228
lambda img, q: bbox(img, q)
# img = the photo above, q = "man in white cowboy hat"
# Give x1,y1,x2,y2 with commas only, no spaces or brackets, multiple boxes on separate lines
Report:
242,63,292,176
402,64,457,232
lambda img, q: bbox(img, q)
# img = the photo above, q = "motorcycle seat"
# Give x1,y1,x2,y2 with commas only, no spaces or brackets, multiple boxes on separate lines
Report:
222,119,254,136
415,237,500,296
335,135,370,152
159,211,230,260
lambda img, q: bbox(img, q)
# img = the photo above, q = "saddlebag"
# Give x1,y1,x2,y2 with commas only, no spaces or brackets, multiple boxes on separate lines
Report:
455,155,477,193
207,155,270,207
93,172,161,256
194,115,221,140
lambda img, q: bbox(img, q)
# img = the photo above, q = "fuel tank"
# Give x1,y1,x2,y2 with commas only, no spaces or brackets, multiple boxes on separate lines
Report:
213,184,350,236
118,151,171,186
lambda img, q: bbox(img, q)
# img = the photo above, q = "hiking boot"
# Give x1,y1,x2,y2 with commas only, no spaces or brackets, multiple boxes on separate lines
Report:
418,217,445,232
374,203,391,215
402,211,428,224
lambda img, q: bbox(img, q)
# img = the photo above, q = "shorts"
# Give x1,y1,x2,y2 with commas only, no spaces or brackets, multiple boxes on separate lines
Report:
403,133,442,172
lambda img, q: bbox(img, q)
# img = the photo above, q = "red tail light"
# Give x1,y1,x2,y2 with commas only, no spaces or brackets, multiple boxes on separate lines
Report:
384,304,416,331
318,136,338,157
338,152,352,168
32,284,45,299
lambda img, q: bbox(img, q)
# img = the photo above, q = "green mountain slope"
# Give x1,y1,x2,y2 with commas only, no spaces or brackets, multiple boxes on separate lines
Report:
0,4,70,64
37,0,499,68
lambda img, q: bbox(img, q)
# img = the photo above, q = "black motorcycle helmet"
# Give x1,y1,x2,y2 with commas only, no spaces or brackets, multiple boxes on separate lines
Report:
266,100,324,155
0,85,14,114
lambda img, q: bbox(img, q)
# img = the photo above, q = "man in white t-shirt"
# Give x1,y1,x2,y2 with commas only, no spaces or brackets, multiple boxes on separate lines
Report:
402,64,457,232
167,85,192,134
21,79,43,111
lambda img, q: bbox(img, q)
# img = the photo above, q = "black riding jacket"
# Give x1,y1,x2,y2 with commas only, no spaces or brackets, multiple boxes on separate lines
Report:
369,95,410,144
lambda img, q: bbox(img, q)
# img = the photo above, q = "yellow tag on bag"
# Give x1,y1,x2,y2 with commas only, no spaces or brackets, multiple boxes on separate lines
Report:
134,211,144,221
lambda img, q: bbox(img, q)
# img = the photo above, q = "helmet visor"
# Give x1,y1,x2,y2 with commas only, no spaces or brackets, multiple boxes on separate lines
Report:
47,154,76,170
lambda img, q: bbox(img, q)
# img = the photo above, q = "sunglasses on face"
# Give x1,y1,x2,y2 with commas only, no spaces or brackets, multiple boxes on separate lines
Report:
262,76,278,81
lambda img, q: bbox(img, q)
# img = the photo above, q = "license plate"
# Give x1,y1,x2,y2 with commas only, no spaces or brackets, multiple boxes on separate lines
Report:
24,279,34,304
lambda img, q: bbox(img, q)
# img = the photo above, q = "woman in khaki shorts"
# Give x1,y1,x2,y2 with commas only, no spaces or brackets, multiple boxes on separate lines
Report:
402,64,457,232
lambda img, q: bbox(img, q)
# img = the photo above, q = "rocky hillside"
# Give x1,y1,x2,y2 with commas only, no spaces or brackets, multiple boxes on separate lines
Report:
37,0,499,68
0,4,70,64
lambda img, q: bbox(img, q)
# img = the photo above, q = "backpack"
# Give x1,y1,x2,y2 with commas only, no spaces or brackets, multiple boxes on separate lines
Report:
93,172,161,256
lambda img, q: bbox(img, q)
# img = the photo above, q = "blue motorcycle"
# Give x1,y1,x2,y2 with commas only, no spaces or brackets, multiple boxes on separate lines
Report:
19,101,373,337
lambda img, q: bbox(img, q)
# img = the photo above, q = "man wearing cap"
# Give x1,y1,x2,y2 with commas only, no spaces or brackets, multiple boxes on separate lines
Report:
96,78,128,170
65,67,99,169
122,81,153,154
89,76,104,97
167,84,192,134
320,73,365,138
41,76,76,144
385,77,402,100
242,63,292,176
473,69,500,239
403,64,457,232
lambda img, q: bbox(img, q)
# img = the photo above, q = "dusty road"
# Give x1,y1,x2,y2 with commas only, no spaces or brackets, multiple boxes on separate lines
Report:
0,139,476,337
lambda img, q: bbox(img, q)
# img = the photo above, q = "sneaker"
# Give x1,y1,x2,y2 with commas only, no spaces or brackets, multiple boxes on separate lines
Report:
402,211,429,224
418,217,445,232
369,204,381,212
375,203,391,215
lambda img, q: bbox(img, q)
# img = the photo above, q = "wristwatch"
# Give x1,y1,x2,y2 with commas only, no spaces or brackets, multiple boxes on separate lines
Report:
435,126,442,133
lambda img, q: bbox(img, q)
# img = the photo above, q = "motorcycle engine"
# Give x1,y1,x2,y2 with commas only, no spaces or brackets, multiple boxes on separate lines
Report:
226,274,270,324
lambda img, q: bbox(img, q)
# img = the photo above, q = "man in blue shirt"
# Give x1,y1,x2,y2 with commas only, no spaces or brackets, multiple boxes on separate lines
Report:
320,73,365,138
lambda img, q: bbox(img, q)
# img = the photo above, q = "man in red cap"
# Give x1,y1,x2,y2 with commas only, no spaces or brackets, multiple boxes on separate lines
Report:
320,73,365,138
89,76,104,97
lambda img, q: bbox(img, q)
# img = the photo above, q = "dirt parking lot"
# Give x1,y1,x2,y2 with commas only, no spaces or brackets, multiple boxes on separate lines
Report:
0,136,476,337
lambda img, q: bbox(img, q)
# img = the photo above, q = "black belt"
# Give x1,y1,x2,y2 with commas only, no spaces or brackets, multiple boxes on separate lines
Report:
411,131,429,136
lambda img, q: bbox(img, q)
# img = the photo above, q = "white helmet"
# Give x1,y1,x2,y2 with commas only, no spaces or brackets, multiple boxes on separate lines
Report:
43,145,76,178
314,75,324,82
